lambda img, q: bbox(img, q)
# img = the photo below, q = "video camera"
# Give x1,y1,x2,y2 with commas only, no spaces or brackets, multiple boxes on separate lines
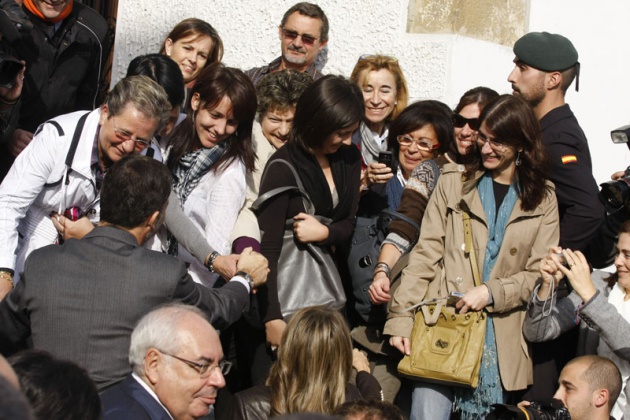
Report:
600,125,630,212
0,0,31,89
487,399,570,420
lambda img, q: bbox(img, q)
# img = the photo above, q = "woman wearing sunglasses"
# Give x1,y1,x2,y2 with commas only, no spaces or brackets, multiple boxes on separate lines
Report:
386,95,559,419
349,55,409,172
369,87,499,306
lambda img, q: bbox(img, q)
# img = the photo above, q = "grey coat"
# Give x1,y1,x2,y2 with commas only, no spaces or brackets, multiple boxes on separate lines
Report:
0,226,249,391
523,270,630,419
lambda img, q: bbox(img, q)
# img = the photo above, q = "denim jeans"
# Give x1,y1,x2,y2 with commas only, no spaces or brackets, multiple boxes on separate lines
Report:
410,382,453,420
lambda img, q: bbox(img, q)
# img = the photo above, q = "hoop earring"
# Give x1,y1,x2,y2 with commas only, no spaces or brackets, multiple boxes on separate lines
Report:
515,151,522,166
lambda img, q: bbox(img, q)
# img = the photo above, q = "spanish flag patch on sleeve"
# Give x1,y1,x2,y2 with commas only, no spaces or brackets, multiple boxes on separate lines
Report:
561,155,577,164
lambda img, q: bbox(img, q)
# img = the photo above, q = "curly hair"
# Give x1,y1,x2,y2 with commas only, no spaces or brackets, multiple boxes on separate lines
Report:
256,70,313,116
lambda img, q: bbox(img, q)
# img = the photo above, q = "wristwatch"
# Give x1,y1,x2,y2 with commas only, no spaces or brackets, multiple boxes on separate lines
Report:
235,271,255,292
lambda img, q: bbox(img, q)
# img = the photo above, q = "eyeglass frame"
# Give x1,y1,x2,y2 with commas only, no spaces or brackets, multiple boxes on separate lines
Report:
159,350,232,378
452,113,481,131
473,130,508,152
396,135,440,152
281,28,319,46
112,118,152,150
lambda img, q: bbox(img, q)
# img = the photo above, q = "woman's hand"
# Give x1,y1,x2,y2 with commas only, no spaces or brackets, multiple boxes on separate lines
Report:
456,285,490,313
265,319,287,348
369,271,391,304
389,336,411,356
212,254,239,279
537,246,565,299
352,348,371,372
292,213,329,243
554,249,597,303
51,214,94,241
363,162,394,187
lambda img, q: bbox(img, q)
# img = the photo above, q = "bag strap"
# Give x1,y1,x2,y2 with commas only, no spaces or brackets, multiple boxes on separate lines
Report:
462,206,482,287
64,111,90,183
379,209,421,247
252,158,315,215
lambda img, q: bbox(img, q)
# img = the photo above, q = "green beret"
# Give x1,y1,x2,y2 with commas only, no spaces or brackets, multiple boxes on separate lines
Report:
513,32,578,71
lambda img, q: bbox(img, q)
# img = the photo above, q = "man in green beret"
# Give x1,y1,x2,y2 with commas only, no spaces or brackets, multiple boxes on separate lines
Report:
508,31,606,401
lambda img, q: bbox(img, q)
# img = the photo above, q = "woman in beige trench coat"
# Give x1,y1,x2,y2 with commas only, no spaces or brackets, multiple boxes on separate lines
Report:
384,95,559,419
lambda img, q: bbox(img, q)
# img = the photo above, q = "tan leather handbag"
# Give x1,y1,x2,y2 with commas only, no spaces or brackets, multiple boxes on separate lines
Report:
397,209,486,388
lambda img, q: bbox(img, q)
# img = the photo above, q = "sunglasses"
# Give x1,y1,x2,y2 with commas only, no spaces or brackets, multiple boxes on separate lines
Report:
452,114,481,131
281,28,319,46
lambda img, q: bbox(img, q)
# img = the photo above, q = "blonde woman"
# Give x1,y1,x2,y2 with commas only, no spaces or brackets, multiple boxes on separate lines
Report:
231,307,381,419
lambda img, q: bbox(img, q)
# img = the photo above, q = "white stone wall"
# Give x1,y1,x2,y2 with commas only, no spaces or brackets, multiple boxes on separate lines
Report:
113,0,630,184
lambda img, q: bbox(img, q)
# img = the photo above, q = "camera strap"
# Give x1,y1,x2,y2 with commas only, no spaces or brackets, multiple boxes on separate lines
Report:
64,111,90,184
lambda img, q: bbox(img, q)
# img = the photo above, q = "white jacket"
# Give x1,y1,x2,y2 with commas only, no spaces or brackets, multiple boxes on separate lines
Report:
179,158,246,287
0,109,101,281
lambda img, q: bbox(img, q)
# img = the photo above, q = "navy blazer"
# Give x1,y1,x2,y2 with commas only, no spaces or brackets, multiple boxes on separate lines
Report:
101,375,171,420
0,226,249,390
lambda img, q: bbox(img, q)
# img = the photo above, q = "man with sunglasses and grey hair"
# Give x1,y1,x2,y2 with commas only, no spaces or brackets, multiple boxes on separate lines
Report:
101,304,229,420
245,2,328,86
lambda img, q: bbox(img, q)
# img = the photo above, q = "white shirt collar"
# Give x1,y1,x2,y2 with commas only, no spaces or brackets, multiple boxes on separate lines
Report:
132,372,174,420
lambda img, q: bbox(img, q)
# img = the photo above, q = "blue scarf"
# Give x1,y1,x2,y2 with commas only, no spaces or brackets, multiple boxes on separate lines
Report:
454,172,519,419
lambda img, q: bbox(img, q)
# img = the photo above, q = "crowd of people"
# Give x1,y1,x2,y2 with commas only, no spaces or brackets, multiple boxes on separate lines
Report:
0,1,628,420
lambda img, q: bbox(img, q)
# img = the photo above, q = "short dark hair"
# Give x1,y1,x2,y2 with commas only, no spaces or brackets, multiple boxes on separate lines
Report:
560,65,578,93
9,350,101,420
126,54,185,109
569,355,622,412
387,100,454,158
281,2,329,42
100,155,172,229
291,75,363,152
334,399,405,420
160,18,224,66
257,69,313,116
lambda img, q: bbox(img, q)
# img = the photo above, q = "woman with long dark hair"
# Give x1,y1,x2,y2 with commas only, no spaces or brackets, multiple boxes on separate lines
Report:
166,63,256,286
370,87,499,305
386,95,559,419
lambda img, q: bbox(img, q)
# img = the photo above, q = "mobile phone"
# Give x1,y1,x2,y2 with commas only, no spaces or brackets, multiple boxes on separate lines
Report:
378,151,393,169
446,291,465,306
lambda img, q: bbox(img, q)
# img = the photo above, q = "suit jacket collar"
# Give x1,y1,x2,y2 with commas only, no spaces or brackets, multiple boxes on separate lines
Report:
85,226,140,247
122,375,172,420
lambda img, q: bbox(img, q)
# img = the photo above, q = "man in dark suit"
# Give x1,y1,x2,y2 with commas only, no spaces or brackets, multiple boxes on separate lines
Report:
0,155,268,391
102,304,228,420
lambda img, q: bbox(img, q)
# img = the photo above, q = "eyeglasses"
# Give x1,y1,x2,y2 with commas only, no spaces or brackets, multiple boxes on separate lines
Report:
452,114,480,131
397,135,440,152
473,131,508,152
281,28,319,46
160,351,232,378
112,118,151,150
